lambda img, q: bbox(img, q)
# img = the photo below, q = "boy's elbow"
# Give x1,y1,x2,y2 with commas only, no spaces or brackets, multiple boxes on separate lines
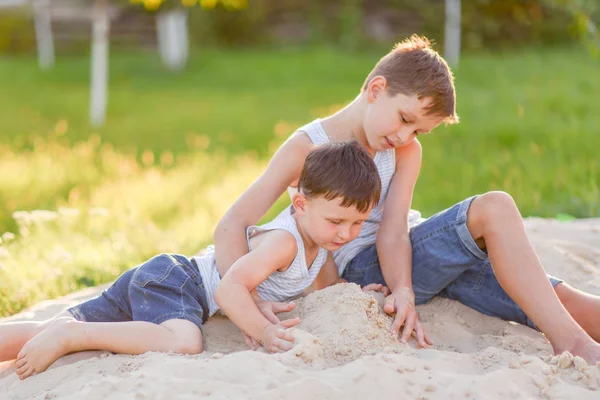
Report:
214,283,226,308
213,216,229,240
213,211,247,240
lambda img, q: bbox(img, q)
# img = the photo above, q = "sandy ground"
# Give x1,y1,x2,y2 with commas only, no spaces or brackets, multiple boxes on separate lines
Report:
1,218,599,399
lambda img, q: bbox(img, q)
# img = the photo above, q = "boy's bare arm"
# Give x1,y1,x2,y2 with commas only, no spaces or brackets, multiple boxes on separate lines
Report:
376,139,432,348
214,230,299,350
377,139,422,291
213,132,313,277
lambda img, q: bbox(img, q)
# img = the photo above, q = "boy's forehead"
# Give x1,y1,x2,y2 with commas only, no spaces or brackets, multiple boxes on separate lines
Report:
313,197,371,217
393,94,445,130
393,93,431,115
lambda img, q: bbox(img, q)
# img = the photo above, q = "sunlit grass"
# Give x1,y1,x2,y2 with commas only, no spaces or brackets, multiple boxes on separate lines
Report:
0,134,284,317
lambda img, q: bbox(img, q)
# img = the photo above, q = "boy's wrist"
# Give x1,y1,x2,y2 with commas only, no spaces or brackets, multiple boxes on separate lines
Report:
250,289,262,302
393,286,415,301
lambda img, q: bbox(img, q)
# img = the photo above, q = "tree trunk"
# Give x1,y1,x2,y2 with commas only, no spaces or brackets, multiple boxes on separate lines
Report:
90,0,110,126
32,0,55,70
444,0,461,67
156,8,189,71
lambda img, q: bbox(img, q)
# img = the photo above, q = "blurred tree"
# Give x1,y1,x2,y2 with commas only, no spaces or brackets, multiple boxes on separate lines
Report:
32,0,54,70
129,0,248,68
544,0,599,55
444,0,461,66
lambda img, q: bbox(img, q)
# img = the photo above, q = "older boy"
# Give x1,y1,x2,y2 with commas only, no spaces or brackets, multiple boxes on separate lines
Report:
214,35,600,364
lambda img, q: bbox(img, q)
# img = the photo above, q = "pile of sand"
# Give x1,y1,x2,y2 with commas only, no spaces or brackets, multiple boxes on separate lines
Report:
1,218,599,399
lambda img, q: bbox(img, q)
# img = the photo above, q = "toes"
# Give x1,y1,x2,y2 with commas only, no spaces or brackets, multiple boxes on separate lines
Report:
16,350,26,361
20,367,35,380
15,357,27,369
16,364,30,377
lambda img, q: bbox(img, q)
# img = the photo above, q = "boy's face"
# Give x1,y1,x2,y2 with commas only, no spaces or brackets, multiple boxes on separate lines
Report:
363,77,445,151
294,195,372,252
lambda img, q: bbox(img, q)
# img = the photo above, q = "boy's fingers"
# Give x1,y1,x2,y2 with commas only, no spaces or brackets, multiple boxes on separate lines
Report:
263,309,281,325
424,328,434,346
391,310,406,336
280,317,300,329
383,294,397,315
363,284,385,293
272,301,296,314
242,332,254,349
277,329,296,343
400,313,416,343
274,338,294,352
382,286,391,296
414,321,426,348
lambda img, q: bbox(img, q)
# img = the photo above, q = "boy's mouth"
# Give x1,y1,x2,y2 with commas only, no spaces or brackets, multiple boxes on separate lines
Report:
384,137,394,148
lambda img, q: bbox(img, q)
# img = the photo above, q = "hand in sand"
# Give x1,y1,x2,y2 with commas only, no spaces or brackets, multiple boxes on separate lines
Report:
362,283,390,296
259,318,300,353
242,299,296,350
383,287,433,348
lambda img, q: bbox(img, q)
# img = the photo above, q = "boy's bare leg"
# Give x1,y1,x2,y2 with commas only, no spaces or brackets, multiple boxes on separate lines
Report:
0,312,72,362
555,283,600,342
467,191,600,364
15,317,203,380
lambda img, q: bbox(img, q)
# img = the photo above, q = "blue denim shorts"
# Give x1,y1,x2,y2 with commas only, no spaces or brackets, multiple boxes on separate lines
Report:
68,254,209,330
342,196,563,330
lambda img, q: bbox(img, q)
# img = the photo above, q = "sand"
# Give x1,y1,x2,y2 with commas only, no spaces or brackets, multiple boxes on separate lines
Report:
1,217,599,399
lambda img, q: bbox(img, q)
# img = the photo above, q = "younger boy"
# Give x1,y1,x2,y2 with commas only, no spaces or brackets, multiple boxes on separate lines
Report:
0,141,384,380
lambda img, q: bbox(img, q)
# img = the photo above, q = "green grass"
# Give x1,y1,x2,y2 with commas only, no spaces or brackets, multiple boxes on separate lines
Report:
0,46,598,317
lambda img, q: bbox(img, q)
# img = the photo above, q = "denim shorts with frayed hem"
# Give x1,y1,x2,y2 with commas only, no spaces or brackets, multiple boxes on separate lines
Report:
342,195,562,331
68,254,209,330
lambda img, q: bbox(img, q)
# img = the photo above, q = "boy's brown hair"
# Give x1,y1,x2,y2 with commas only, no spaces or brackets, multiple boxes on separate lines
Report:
362,35,459,124
298,141,381,213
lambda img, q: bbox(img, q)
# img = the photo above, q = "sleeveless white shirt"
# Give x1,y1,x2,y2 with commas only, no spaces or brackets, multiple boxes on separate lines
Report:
293,119,423,275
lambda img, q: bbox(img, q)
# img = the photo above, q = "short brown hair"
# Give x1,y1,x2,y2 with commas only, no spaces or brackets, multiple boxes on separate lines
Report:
362,35,459,124
297,141,381,213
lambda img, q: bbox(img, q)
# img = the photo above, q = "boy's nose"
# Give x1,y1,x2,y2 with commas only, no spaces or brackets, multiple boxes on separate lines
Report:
396,130,415,144
337,228,350,241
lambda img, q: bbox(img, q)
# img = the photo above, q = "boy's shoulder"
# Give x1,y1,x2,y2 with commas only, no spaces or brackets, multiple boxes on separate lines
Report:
248,228,299,266
394,138,422,169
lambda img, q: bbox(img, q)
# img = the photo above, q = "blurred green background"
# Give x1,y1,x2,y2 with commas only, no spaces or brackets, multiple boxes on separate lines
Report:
0,0,598,317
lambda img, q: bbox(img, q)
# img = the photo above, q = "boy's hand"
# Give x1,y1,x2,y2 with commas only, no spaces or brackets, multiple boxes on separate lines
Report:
255,299,296,324
240,299,296,349
260,318,300,353
383,287,433,348
362,283,390,296
241,329,262,350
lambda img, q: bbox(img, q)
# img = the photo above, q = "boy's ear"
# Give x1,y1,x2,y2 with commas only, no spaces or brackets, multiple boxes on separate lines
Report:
367,76,388,103
292,193,308,215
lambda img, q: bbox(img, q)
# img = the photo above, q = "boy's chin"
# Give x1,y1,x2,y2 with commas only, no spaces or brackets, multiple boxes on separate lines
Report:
324,242,345,251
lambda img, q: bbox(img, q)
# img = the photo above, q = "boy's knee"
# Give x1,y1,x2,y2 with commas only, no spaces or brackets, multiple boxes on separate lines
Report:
172,338,203,355
471,191,519,223
160,319,204,355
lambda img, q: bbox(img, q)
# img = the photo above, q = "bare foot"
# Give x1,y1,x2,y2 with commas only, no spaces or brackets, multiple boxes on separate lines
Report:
15,318,81,380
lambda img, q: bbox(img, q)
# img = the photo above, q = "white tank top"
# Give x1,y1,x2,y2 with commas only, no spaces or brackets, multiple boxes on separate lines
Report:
293,119,422,275
193,206,328,316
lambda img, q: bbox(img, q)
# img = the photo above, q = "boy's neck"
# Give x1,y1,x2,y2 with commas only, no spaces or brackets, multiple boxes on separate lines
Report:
320,94,374,155
291,212,319,253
